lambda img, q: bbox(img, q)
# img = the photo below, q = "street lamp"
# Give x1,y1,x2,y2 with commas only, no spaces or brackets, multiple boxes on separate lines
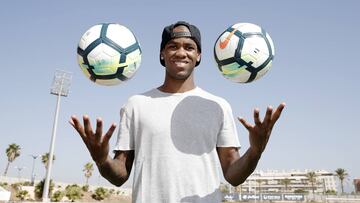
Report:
42,70,72,202
14,166,26,181
29,154,39,186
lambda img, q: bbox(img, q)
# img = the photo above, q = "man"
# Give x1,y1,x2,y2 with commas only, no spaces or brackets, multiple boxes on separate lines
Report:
70,21,285,202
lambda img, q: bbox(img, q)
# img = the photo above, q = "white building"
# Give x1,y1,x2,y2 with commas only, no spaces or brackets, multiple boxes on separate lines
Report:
236,169,337,194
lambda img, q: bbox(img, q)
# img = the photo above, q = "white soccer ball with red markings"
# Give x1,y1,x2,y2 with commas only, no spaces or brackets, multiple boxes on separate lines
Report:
214,23,275,83
77,23,142,86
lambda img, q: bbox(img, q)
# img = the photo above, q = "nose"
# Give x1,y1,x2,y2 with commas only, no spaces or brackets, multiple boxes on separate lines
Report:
174,47,186,58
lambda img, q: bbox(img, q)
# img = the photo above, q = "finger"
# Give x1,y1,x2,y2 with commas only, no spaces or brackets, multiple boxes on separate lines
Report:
103,123,117,144
254,108,261,126
95,117,103,141
83,115,94,136
69,115,83,133
263,106,273,126
238,117,253,131
69,115,87,141
69,115,77,128
271,103,286,124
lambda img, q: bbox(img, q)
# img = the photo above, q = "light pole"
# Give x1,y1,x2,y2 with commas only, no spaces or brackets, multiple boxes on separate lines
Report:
14,166,26,181
42,70,72,202
30,154,39,186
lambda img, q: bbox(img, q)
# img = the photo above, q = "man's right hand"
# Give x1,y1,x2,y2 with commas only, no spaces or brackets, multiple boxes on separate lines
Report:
69,115,117,166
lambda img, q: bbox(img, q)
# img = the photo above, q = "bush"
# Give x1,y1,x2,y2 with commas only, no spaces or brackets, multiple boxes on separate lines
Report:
16,190,29,200
51,190,65,202
82,184,89,192
11,183,22,190
92,187,109,201
0,182,8,187
65,184,83,202
294,189,308,194
326,189,337,195
34,179,54,200
21,181,32,186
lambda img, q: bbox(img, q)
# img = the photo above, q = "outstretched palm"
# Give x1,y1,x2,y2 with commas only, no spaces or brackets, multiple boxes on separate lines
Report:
238,103,285,154
69,115,117,165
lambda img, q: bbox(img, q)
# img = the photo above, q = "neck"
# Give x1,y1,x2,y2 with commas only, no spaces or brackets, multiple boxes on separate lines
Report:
159,74,196,93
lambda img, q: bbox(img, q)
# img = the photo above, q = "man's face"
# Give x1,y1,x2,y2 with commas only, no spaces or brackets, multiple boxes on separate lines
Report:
161,26,201,80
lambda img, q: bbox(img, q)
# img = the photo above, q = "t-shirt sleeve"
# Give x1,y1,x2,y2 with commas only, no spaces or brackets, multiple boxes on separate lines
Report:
216,101,241,148
113,104,135,151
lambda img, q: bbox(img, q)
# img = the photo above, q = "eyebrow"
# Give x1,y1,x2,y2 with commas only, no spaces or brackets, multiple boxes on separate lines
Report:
167,39,196,46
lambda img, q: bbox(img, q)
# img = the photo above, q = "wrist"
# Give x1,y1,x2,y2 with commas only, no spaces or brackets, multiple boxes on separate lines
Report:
249,147,262,158
95,156,109,167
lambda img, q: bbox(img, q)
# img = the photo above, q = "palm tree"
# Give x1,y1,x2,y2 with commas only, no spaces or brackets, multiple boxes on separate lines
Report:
3,143,21,176
41,153,55,170
335,168,348,194
83,162,94,185
306,171,317,195
280,178,291,192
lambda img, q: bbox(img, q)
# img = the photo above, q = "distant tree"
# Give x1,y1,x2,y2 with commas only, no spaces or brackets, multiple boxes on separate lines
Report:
306,171,317,194
41,153,55,170
280,178,292,192
83,162,94,185
3,143,21,176
335,168,348,194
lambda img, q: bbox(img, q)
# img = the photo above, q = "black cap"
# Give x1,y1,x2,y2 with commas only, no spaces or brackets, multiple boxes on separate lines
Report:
160,21,201,67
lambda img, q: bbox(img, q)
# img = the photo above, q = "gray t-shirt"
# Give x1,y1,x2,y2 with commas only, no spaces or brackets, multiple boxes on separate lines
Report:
114,87,240,203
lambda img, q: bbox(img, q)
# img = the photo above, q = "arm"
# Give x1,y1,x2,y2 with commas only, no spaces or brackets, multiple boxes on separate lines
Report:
69,115,134,186
217,147,261,186
217,103,285,186
97,150,134,186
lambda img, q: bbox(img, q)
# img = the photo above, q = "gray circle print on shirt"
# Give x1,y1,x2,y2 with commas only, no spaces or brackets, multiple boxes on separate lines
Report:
171,96,224,155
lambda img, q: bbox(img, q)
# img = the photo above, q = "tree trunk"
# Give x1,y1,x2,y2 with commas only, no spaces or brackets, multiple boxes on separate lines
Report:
3,161,10,176
341,180,344,194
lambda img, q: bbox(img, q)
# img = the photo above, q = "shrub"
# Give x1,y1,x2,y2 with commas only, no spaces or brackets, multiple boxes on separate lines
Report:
82,184,89,192
325,189,337,195
92,187,109,201
51,190,65,202
11,183,22,190
0,182,8,187
34,179,54,200
65,184,83,202
16,190,29,200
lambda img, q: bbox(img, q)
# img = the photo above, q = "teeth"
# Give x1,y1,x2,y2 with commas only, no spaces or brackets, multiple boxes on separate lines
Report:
174,61,187,65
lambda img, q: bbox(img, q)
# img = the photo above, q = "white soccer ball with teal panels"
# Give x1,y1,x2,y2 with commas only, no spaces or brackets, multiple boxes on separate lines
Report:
214,23,275,83
77,23,142,86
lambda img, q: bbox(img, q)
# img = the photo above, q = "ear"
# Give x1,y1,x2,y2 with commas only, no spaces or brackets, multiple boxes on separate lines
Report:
160,50,164,60
197,53,201,62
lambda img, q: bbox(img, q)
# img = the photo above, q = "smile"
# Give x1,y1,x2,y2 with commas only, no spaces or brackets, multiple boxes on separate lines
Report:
173,61,189,65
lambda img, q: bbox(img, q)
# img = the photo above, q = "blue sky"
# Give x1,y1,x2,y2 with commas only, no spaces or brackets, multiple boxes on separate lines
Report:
0,0,359,192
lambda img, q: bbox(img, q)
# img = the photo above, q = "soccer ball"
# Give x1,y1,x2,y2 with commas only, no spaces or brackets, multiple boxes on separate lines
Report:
77,23,142,86
214,23,275,83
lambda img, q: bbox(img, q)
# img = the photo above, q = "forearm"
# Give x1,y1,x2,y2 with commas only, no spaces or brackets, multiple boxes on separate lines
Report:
96,156,130,187
224,147,262,186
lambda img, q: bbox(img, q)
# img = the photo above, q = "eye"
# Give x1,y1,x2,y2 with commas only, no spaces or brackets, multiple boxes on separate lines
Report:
167,44,177,49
